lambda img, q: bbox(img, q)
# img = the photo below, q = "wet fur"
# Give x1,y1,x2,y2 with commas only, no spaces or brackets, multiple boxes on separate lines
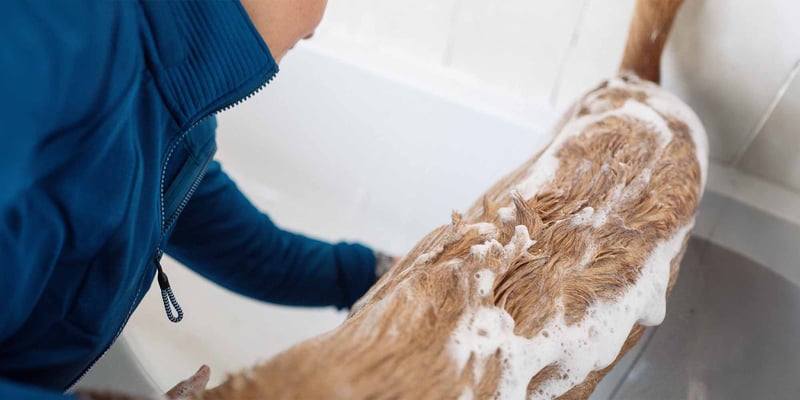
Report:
189,74,703,400
79,1,700,399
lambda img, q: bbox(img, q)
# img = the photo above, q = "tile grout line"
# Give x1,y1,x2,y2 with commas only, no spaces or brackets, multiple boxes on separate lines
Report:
441,0,465,68
548,0,590,108
731,59,800,166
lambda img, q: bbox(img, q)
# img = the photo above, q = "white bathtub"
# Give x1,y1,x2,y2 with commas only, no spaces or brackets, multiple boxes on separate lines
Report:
74,43,800,399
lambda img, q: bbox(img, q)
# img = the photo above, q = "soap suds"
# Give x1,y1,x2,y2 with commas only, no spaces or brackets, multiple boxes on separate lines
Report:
515,76,707,200
577,242,597,271
470,225,536,268
448,222,693,399
475,269,496,297
645,94,708,188
611,76,707,187
458,388,475,400
471,239,504,258
571,207,607,228
467,222,500,236
571,207,595,226
497,207,516,222
517,100,671,199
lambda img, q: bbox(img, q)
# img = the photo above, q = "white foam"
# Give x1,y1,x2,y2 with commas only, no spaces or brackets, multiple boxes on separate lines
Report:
458,388,475,400
505,225,536,259
591,210,608,228
448,222,693,399
515,77,708,200
571,207,595,225
577,242,597,270
497,207,516,222
467,222,500,236
474,269,496,298
571,206,609,229
645,93,709,189
612,75,708,188
471,239,503,257
470,226,535,274
516,100,670,199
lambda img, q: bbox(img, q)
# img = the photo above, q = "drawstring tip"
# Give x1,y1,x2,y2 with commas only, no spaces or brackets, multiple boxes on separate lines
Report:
160,287,184,323
156,257,184,323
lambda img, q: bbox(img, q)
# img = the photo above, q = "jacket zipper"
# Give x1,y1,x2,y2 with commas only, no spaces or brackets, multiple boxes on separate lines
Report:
153,152,213,323
66,69,279,391
153,68,278,323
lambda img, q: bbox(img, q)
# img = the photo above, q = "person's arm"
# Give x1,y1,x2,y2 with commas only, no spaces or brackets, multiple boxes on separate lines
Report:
0,380,77,400
166,161,377,309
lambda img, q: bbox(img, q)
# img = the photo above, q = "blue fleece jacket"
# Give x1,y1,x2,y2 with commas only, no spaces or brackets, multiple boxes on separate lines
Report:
0,1,377,398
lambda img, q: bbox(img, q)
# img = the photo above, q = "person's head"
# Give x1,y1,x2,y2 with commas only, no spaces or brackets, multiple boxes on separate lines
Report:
241,0,329,63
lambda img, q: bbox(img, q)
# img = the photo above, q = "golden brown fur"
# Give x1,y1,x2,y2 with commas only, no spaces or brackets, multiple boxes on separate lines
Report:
619,0,685,83
79,1,701,399
192,0,705,400
190,74,703,400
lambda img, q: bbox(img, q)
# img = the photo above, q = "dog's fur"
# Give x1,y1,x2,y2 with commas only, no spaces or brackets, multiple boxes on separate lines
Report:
189,74,704,400
79,1,704,399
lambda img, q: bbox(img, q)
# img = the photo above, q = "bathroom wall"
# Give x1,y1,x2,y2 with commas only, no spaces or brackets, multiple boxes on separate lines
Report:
313,0,800,192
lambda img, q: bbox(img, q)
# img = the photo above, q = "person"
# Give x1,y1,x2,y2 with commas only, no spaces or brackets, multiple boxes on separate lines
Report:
0,1,394,398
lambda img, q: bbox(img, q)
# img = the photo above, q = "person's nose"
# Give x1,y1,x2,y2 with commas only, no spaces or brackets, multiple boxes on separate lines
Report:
304,32,315,40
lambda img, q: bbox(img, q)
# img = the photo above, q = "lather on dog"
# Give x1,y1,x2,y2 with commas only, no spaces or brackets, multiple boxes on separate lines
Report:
80,0,706,399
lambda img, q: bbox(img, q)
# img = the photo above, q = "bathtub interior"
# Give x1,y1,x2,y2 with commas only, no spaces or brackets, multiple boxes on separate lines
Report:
591,236,800,399
73,44,800,399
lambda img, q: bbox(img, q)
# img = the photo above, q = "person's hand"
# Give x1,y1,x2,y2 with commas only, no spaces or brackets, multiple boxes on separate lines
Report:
347,252,402,319
165,365,210,399
76,365,210,400
374,251,402,279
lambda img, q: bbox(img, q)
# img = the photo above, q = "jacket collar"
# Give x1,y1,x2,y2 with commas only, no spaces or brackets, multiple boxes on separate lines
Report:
140,0,278,131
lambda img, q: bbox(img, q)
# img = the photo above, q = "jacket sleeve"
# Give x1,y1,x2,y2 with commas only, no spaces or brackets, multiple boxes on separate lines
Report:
165,161,378,309
0,379,77,400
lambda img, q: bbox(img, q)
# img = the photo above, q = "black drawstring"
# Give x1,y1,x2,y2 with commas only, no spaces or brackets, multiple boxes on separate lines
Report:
155,257,184,323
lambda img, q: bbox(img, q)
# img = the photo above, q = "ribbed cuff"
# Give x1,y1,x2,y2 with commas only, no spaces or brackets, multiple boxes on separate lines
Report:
333,242,378,309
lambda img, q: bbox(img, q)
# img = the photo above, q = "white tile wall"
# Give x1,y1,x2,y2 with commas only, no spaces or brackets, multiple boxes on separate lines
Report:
318,0,460,66
311,0,800,193
662,0,800,163
739,66,800,192
446,0,585,105
553,0,635,108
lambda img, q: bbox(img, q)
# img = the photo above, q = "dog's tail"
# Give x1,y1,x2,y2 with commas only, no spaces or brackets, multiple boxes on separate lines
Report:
619,0,685,83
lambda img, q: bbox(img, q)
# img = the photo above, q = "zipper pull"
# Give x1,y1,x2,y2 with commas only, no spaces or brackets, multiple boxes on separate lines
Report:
155,256,184,323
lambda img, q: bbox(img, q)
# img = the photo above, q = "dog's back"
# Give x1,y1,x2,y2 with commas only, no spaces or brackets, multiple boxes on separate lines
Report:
193,1,707,399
